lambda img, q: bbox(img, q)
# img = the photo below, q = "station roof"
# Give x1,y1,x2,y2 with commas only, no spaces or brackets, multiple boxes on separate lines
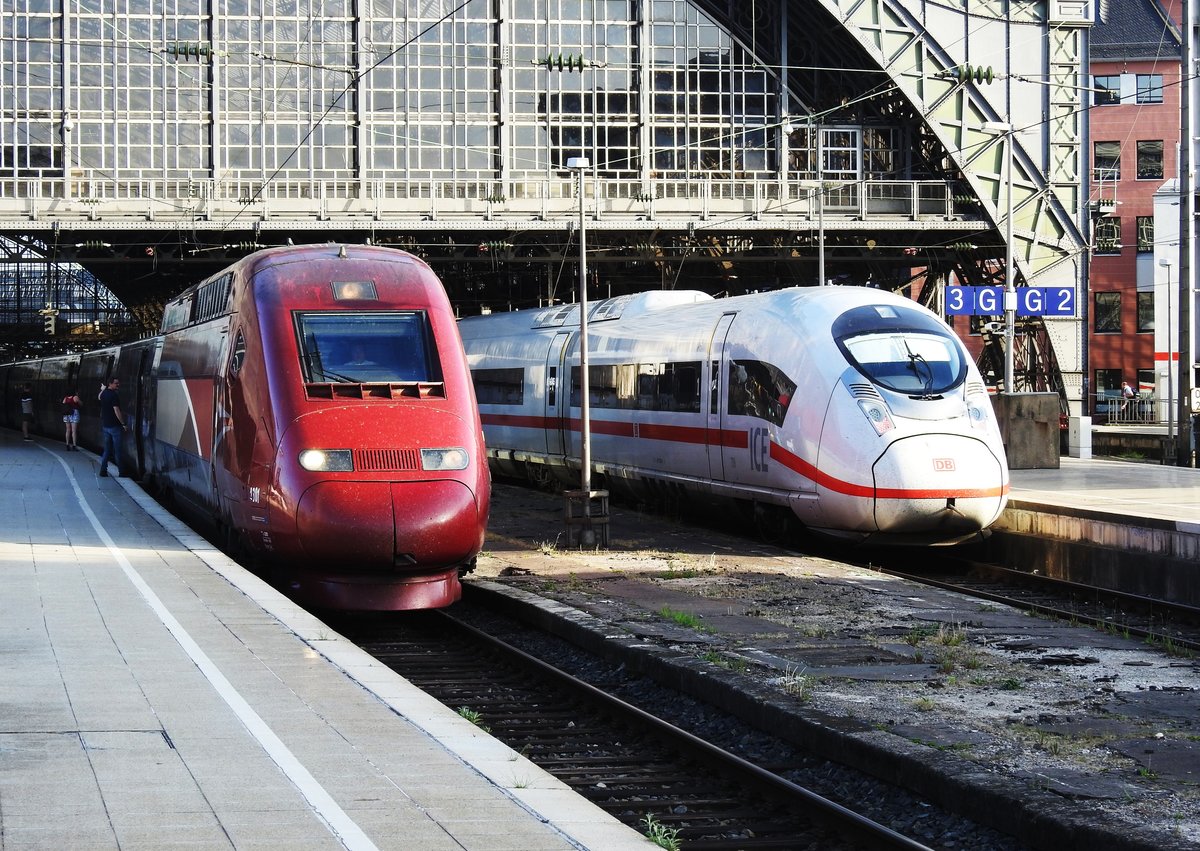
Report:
1091,0,1180,61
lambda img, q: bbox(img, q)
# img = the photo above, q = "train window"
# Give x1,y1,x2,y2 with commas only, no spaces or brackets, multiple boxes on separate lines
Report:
161,296,193,332
728,360,795,426
471,368,524,405
576,364,634,409
568,362,702,412
637,362,701,412
832,304,966,396
294,311,441,384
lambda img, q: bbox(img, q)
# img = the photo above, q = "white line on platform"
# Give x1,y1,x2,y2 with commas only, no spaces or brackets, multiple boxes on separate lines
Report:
49,449,380,851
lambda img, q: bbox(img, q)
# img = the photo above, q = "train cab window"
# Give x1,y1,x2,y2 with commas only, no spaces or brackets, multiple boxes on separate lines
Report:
295,311,441,384
728,360,796,426
832,304,966,396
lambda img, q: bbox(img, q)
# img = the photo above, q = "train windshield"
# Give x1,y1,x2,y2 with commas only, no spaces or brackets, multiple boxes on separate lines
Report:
295,311,441,383
832,304,966,396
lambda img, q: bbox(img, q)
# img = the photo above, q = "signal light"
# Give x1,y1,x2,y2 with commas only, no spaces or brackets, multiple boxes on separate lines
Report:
40,303,59,335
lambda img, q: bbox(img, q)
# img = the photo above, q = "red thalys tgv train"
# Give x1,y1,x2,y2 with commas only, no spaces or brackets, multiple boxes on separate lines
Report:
459,287,1008,545
1,244,489,610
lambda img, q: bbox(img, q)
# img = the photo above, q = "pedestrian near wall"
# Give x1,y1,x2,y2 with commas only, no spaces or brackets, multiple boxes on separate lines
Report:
19,384,34,441
1119,380,1137,417
61,390,82,450
97,378,128,477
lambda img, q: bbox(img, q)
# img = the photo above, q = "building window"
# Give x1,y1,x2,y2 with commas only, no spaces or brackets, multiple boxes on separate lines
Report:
1093,75,1121,105
1137,368,1155,397
1093,216,1121,254
1095,369,1122,394
1094,292,1121,332
1093,141,1120,182
1137,141,1163,179
1136,74,1164,104
1136,216,1154,252
1137,291,1154,332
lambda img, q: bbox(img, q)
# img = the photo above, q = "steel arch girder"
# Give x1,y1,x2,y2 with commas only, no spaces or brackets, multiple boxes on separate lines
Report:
701,0,1087,286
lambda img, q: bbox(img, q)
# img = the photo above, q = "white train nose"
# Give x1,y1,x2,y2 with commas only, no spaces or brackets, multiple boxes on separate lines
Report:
870,433,1007,534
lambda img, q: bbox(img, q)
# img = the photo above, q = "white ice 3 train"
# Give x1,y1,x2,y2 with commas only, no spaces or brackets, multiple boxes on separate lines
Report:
458,286,1009,545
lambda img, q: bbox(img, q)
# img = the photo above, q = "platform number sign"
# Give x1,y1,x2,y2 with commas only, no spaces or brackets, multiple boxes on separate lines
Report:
945,286,1075,317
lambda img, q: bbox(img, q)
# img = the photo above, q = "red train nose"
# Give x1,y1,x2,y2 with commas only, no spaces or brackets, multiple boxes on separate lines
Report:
295,480,483,567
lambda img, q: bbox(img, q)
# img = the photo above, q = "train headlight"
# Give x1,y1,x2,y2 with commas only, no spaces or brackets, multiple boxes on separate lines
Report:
857,399,895,436
298,449,354,472
421,447,470,471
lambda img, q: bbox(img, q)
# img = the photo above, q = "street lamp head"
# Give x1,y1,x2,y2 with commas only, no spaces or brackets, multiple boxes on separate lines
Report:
566,156,590,170
981,121,1012,134
1158,258,1173,268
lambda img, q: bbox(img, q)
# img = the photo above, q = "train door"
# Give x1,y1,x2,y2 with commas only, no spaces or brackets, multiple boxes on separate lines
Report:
544,332,571,460
209,325,232,508
133,348,151,477
706,313,736,481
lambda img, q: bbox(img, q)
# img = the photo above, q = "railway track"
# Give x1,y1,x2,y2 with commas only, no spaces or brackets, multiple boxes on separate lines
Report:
873,558,1200,655
334,610,934,851
516,475,1200,655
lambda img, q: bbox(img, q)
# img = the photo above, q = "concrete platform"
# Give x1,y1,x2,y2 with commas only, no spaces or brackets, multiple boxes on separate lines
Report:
0,430,649,850
992,457,1200,604
1009,456,1200,527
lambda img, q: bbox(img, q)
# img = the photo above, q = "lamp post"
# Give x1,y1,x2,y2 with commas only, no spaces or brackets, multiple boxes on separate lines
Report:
1159,258,1175,443
566,156,595,545
816,123,826,286
982,121,1016,394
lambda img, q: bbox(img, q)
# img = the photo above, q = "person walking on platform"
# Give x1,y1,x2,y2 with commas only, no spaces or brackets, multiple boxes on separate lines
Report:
1119,380,1137,418
19,384,34,440
97,378,128,477
61,390,82,450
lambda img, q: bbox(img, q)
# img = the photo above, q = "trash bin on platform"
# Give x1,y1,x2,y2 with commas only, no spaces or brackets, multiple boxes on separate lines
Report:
1067,416,1091,460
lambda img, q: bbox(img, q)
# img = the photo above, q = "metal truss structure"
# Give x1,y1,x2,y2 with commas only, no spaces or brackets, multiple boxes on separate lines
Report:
0,0,1093,410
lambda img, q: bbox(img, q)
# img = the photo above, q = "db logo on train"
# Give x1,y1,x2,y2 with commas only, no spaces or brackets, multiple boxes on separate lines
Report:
933,458,957,472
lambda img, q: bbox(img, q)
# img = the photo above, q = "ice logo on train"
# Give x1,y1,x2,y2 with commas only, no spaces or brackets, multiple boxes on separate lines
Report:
459,287,1008,545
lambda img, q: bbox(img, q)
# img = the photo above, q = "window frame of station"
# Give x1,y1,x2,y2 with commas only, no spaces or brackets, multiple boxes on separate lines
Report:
1093,292,1122,333
1136,140,1163,180
1135,74,1164,104
1137,291,1155,332
1093,216,1121,254
1136,216,1154,253
1092,75,1121,106
1095,368,1123,395
1137,368,1155,396
1092,141,1121,182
